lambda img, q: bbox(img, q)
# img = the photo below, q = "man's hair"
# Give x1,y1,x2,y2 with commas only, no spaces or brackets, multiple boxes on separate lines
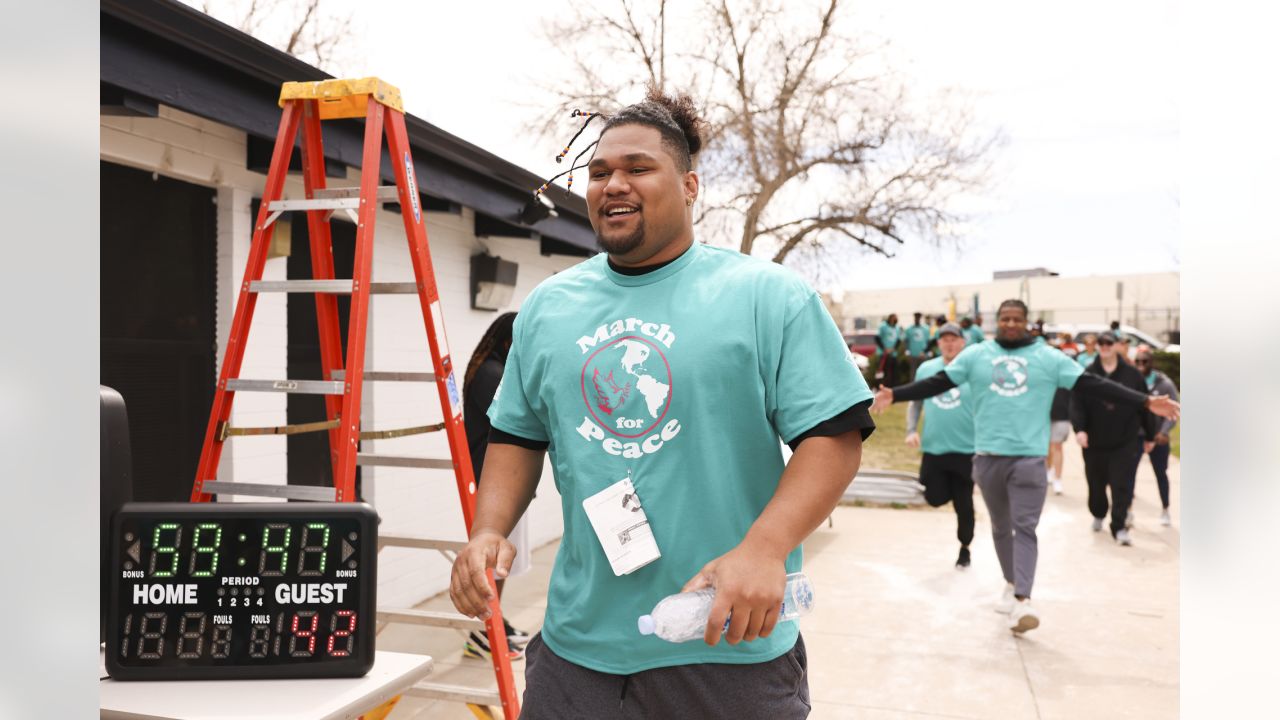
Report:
602,86,707,172
998,299,1029,318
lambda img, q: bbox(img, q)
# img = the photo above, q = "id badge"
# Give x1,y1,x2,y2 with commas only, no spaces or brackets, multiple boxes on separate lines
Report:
582,477,662,576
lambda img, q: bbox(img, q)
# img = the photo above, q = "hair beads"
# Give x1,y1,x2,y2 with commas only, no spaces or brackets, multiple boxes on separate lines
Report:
535,109,606,199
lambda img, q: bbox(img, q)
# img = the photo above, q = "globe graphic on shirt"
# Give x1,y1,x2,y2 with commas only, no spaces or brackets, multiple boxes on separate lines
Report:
581,336,673,438
991,358,1028,392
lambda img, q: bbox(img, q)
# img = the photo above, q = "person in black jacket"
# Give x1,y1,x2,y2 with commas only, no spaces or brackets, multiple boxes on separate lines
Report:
1070,332,1160,545
462,311,532,660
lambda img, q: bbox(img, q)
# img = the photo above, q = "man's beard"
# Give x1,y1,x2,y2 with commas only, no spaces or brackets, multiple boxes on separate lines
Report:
596,218,645,256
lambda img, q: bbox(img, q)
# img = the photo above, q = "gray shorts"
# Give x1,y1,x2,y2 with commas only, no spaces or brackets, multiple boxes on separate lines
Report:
1050,420,1072,443
519,632,811,720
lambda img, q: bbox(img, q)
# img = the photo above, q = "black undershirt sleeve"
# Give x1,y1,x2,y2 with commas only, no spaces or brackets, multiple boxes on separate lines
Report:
787,399,876,452
1073,373,1149,406
488,427,550,451
890,372,958,402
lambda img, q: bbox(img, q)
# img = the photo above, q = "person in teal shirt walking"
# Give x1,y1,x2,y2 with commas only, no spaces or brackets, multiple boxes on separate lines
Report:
903,312,932,381
875,314,903,386
449,88,875,719
873,300,1180,635
905,322,975,569
960,316,986,346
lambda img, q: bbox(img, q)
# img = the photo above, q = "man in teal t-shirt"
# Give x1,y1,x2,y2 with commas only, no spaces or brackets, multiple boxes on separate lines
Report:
874,300,1179,636
876,314,903,386
903,312,931,381
449,91,875,718
961,316,986,346
904,323,975,569
1076,333,1099,368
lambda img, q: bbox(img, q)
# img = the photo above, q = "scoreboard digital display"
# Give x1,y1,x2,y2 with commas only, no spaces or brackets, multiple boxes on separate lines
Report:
106,503,377,680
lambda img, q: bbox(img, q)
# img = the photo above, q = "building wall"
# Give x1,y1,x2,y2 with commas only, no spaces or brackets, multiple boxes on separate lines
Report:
101,106,580,609
840,272,1180,339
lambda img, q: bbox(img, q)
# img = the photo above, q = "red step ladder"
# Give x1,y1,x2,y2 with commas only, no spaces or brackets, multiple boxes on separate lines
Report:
188,77,521,719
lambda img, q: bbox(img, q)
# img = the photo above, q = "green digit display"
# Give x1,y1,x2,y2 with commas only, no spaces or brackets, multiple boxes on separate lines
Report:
297,523,330,577
149,523,182,577
259,523,291,576
188,523,222,577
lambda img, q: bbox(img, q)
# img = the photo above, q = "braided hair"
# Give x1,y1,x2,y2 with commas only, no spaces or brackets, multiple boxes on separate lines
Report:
464,312,517,399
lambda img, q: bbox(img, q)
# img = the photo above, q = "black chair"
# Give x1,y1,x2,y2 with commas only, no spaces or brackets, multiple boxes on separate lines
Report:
101,386,133,643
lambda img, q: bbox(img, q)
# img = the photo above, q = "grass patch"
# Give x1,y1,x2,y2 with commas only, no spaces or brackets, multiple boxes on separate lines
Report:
1170,423,1179,458
860,403,923,473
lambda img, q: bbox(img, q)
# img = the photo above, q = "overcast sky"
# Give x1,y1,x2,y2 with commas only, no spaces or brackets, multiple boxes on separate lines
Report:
198,0,1180,293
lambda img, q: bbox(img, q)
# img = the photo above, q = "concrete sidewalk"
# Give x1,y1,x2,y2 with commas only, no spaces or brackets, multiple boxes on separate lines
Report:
382,442,1179,719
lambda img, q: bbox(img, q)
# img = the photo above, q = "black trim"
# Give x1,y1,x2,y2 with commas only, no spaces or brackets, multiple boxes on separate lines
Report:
787,399,877,451
489,427,550,451
100,0,598,252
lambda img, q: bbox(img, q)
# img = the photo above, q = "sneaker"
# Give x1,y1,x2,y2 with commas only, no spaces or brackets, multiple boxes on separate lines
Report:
955,546,971,570
1125,512,1134,530
995,583,1016,614
1009,601,1040,634
1160,509,1171,527
1052,478,1063,495
1091,517,1104,533
1115,529,1133,546
463,630,525,662
504,618,532,645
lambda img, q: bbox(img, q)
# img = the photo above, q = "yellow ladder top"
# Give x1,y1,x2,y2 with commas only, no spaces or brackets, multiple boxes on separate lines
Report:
279,77,404,119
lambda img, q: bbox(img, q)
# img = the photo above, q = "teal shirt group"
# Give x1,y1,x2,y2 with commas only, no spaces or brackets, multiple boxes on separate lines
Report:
904,323,930,357
964,325,986,346
914,357,974,455
877,321,901,354
489,243,873,674
1077,350,1098,368
941,340,1084,456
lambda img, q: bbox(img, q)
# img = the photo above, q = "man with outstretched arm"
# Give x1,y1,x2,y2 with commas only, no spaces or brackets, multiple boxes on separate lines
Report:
872,300,1179,634
449,88,875,719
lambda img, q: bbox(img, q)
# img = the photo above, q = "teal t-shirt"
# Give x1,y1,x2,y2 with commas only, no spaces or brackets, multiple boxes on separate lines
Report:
489,243,873,674
1077,350,1098,368
878,322,901,354
914,357,974,455
964,326,985,345
904,324,930,357
941,340,1083,456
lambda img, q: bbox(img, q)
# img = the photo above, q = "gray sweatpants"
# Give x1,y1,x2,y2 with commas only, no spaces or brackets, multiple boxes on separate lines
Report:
520,633,811,719
973,455,1049,598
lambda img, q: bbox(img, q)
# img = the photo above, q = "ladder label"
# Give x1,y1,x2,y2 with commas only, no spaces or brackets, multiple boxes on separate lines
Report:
445,371,462,418
404,152,421,224
429,301,451,359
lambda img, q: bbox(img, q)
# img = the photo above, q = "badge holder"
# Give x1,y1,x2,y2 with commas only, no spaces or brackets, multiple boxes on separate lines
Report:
583,475,661,575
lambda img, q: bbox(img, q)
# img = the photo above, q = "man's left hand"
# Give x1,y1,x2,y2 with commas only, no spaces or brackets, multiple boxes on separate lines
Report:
681,541,787,646
871,386,894,414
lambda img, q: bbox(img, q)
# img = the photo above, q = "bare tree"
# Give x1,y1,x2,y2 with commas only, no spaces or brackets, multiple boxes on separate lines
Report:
192,0,353,73
535,0,1001,271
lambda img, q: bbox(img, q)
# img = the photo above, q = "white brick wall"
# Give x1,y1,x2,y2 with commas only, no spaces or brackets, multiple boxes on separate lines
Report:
102,106,582,608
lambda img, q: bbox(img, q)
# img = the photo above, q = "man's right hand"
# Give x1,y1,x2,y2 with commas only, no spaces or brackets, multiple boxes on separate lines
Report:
449,530,515,620
1076,431,1089,449
905,432,920,448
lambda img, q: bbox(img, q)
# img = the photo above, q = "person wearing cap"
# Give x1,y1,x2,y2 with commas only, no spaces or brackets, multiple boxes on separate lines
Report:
1070,331,1160,545
903,312,932,381
872,300,1180,634
1134,349,1179,526
904,322,976,568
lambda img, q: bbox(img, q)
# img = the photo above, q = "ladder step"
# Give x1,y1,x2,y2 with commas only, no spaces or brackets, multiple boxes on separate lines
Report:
356,454,455,470
226,379,344,395
268,197,360,212
249,280,420,294
201,481,335,501
312,185,401,201
332,370,435,382
406,681,502,707
378,534,467,553
376,608,484,631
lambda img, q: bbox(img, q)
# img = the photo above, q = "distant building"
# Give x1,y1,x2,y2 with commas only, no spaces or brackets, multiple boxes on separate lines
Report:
839,271,1179,342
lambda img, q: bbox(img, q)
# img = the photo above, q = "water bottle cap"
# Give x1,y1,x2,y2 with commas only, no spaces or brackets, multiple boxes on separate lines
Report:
637,615,655,635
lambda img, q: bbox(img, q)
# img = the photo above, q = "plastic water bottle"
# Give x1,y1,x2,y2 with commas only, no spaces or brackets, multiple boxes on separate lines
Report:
637,572,815,643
